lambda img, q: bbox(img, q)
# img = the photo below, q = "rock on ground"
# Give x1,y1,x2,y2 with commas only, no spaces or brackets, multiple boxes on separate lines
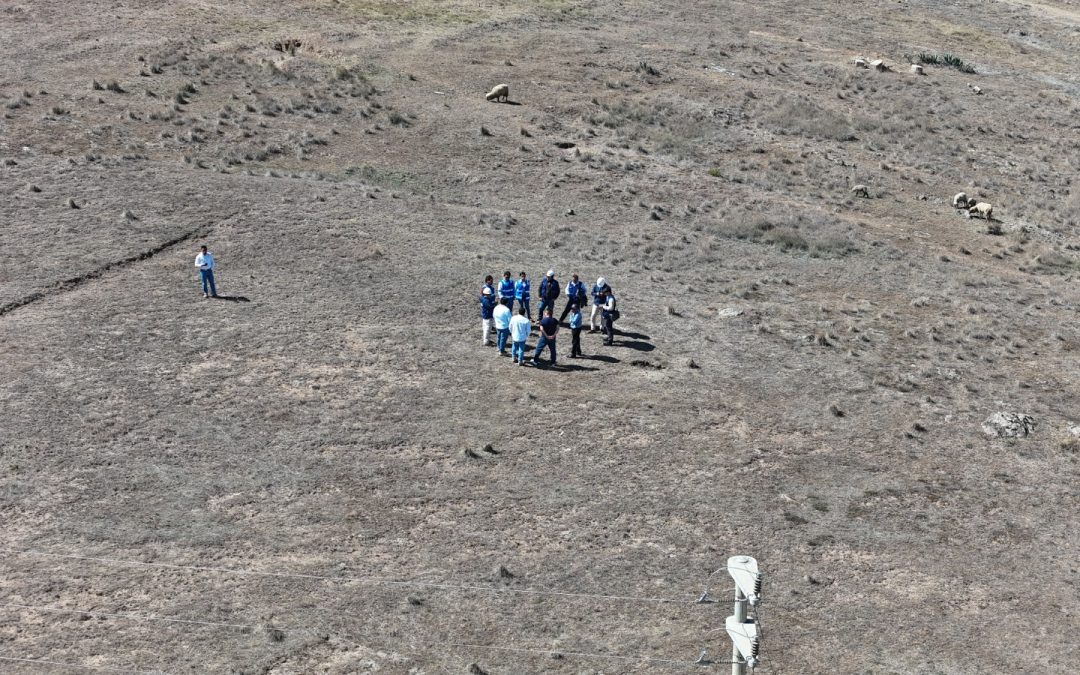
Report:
982,412,1036,438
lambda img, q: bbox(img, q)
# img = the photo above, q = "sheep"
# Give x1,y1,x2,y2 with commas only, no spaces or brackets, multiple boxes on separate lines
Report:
968,202,993,220
485,83,510,102
851,184,870,198
967,197,978,208
952,192,969,208
910,64,924,75
853,57,869,68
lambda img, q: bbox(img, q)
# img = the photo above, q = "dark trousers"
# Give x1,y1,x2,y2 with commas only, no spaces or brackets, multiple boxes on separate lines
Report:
537,298,556,318
559,299,583,323
516,298,532,320
602,315,614,344
571,327,582,356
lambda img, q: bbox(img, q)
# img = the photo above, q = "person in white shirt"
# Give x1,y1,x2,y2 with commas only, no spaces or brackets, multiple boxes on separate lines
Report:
195,245,217,298
493,301,513,356
509,307,531,366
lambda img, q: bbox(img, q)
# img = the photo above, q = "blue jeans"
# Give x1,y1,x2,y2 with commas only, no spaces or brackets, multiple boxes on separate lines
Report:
200,269,217,296
533,334,556,364
537,298,555,318
516,298,531,320
496,328,510,353
512,340,526,362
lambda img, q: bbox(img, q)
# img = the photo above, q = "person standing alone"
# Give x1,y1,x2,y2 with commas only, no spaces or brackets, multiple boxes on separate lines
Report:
195,245,217,298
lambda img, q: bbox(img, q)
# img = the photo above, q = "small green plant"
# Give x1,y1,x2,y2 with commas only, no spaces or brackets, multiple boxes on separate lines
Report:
707,168,722,178
917,52,976,74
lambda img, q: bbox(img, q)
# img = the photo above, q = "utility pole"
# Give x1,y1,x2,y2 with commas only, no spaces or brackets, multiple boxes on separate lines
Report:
725,556,761,674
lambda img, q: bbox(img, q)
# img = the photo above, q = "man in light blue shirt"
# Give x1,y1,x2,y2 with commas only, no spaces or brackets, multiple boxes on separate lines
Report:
509,307,531,365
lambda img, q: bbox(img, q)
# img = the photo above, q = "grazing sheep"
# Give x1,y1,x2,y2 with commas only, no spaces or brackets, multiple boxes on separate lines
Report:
485,83,510,102
910,64,925,75
851,184,870,198
952,192,969,208
853,57,869,68
967,197,978,208
969,202,993,220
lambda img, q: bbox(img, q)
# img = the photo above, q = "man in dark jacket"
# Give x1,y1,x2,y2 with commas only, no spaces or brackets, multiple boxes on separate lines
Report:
537,269,560,319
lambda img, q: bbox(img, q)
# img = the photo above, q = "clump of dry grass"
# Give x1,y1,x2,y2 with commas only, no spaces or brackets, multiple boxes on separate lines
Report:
708,211,859,257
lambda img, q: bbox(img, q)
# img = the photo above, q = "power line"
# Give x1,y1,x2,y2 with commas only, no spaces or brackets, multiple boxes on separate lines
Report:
0,603,254,631
6,548,695,605
0,654,173,675
0,600,706,669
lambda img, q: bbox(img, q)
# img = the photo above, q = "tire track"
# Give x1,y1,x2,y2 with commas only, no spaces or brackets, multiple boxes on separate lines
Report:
0,226,209,318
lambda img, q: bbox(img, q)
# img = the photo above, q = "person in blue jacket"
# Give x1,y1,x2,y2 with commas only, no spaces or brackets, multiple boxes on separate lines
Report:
589,276,610,332
559,273,587,323
498,270,516,307
514,271,532,320
537,269,560,319
480,275,497,346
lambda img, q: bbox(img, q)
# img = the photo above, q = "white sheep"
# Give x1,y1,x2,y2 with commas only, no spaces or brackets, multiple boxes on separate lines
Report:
485,83,510,102
910,64,925,75
851,184,870,198
952,192,969,208
967,197,978,208
853,57,869,68
969,202,993,220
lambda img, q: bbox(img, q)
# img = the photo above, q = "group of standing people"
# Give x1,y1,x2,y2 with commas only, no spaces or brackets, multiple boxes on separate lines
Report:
479,269,618,367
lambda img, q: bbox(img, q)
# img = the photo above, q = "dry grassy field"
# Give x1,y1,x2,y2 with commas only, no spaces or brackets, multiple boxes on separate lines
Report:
2,1,1079,673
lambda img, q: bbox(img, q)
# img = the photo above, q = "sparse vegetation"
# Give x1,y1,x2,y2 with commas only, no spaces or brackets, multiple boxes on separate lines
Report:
916,51,977,74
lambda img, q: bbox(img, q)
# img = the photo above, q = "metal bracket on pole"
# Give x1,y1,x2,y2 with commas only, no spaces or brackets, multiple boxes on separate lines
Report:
726,556,762,675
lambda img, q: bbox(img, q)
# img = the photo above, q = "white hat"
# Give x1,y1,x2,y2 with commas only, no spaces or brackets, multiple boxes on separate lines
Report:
482,287,492,295
597,276,606,286
546,269,555,277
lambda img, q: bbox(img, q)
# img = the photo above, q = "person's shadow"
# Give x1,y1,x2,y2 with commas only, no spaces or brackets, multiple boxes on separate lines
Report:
541,362,599,373
581,354,619,363
213,295,251,303
611,328,654,351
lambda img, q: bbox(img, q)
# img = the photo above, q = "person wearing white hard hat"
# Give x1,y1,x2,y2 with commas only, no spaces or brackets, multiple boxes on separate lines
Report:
536,269,560,321
589,276,611,332
479,275,497,346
